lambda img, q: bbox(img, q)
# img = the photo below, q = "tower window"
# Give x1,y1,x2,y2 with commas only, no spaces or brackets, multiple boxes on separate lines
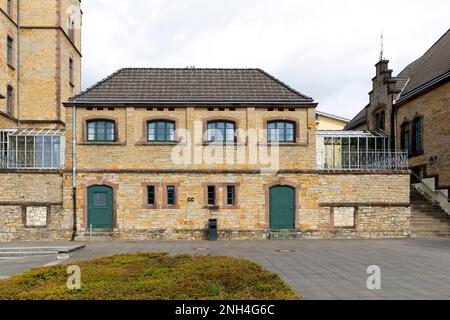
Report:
7,37,13,66
69,58,74,85
7,0,12,16
7,86,13,114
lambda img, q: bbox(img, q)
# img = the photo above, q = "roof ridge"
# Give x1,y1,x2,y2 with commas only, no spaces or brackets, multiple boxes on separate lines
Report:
118,67,261,70
255,68,313,101
69,68,126,101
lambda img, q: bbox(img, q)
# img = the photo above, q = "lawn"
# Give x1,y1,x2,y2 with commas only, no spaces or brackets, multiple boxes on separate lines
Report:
0,253,299,300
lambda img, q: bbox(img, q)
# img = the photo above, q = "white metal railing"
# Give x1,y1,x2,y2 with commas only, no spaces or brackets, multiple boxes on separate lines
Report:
317,150,409,170
0,129,65,170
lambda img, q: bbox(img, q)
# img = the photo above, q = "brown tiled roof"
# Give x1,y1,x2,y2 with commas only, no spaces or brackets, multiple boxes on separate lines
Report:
69,68,314,104
396,28,450,102
345,105,368,130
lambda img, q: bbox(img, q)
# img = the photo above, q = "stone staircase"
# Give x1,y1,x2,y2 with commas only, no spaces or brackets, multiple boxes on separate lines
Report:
269,229,302,240
411,188,450,238
76,229,115,242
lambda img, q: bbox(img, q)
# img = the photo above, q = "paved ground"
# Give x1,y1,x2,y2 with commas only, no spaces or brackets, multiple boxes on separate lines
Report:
0,255,57,279
1,239,450,300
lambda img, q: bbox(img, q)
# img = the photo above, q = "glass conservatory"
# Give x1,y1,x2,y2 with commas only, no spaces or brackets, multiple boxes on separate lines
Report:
0,129,65,169
316,130,408,170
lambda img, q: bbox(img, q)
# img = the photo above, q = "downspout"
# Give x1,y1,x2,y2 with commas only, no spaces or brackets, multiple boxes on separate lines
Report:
16,0,20,127
70,104,77,241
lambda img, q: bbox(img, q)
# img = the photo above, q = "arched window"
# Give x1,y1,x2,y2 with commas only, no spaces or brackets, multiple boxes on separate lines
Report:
375,111,385,131
400,122,410,154
267,121,296,142
207,121,236,142
147,120,175,142
412,117,423,154
87,120,115,142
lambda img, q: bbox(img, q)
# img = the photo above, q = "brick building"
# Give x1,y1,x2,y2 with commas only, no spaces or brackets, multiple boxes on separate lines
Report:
346,29,450,198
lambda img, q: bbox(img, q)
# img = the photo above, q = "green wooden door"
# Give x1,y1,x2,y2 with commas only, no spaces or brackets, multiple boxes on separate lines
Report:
269,186,295,229
88,185,113,229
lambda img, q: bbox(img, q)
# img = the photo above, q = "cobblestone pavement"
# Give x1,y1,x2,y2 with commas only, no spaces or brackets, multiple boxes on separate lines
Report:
1,239,450,300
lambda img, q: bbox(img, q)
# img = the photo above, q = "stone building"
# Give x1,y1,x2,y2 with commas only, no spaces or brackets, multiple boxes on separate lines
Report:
346,28,450,198
0,0,81,128
0,1,411,242
59,68,410,241
0,0,81,240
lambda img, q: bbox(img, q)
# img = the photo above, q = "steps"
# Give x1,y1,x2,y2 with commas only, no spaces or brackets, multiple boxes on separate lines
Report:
269,229,301,240
411,188,450,238
0,245,85,258
76,229,115,242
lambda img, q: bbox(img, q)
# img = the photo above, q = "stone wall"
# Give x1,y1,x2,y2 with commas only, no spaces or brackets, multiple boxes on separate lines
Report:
0,172,71,241
64,105,318,171
63,171,411,240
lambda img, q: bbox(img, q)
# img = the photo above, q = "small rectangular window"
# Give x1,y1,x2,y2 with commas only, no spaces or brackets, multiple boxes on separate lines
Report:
7,37,13,66
6,86,13,114
69,58,74,84
7,0,12,16
207,186,216,205
226,185,236,206
147,186,155,206
167,186,176,206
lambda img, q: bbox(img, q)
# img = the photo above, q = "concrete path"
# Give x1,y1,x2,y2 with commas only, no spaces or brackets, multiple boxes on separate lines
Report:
1,239,450,300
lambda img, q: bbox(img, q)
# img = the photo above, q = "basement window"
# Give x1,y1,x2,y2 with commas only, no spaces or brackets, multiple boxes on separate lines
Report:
147,186,156,206
166,186,176,206
226,185,236,206
207,186,216,206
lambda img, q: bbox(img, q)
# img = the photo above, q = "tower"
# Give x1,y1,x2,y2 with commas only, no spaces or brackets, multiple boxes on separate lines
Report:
0,0,82,129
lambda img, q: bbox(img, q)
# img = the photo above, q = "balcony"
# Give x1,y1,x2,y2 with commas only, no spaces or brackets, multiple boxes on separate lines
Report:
0,129,65,170
316,130,408,171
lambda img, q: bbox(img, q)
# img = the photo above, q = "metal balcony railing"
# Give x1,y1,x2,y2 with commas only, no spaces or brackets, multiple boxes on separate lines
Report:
317,150,409,171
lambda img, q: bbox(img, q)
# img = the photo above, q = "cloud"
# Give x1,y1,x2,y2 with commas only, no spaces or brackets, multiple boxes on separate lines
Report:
81,0,450,119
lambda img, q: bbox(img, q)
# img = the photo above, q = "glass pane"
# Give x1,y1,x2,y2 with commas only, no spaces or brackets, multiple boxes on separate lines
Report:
93,192,107,207
44,136,52,167
208,186,216,205
52,137,60,168
147,186,155,205
167,186,175,205
227,186,235,205
35,136,43,167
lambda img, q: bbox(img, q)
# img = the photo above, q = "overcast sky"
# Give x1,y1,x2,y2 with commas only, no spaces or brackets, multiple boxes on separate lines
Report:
80,0,450,119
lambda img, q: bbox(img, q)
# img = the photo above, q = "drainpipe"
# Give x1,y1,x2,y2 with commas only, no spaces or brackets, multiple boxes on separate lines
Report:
70,104,77,241
16,0,21,127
